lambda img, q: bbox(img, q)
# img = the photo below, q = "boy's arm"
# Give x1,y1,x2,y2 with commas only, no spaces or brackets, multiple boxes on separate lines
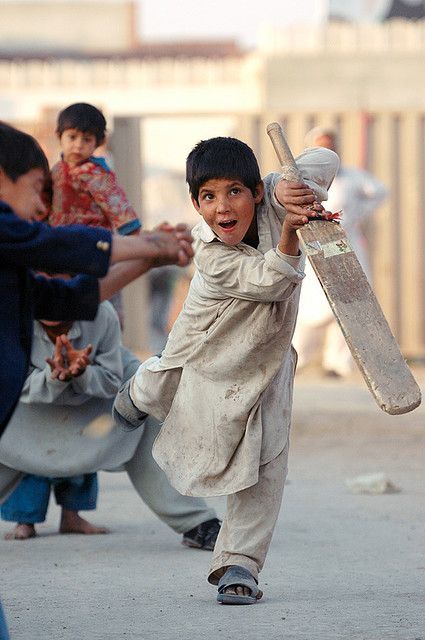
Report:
98,259,152,302
0,210,193,274
0,212,111,276
32,225,194,321
20,332,93,405
273,146,340,250
109,225,193,267
197,242,304,303
20,361,80,405
272,145,341,261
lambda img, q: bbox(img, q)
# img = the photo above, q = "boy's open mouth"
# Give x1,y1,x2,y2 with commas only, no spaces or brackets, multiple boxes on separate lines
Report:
218,220,237,230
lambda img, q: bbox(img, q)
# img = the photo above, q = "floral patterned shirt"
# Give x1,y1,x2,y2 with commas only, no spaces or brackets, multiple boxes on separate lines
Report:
46,156,141,235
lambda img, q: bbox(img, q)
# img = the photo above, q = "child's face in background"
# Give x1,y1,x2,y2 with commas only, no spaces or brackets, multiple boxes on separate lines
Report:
60,128,98,167
0,167,46,220
192,178,264,245
312,134,337,153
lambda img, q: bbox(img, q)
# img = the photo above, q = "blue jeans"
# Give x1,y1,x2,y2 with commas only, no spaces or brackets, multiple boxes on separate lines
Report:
0,601,10,640
0,473,98,523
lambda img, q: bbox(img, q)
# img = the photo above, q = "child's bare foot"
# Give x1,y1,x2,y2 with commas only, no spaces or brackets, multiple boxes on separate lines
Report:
59,510,109,535
4,523,36,540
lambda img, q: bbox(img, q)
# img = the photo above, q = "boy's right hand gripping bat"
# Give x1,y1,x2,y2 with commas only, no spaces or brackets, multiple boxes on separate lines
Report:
267,122,421,415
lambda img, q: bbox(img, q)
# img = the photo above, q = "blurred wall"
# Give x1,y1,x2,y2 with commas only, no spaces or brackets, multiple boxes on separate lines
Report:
0,0,137,53
1,19,425,356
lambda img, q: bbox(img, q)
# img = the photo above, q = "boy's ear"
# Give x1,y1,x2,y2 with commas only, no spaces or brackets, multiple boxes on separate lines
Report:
191,195,201,214
254,181,264,203
98,136,106,147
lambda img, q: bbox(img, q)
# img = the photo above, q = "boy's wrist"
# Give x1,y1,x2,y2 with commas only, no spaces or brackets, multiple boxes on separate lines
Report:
278,225,299,256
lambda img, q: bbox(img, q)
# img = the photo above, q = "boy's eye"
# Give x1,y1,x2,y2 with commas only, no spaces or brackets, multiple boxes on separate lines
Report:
203,193,214,201
230,188,241,195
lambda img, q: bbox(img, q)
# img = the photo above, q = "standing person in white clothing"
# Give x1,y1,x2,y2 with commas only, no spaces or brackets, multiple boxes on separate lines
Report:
293,126,388,377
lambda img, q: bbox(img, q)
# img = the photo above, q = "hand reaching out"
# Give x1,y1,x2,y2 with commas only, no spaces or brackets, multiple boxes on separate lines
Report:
46,335,92,381
146,223,194,268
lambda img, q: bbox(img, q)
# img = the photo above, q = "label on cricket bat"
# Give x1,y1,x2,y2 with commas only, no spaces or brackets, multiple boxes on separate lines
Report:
303,238,354,258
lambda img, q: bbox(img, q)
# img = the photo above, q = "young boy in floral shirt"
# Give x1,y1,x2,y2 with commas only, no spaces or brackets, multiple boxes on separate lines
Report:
44,102,141,324
47,102,140,236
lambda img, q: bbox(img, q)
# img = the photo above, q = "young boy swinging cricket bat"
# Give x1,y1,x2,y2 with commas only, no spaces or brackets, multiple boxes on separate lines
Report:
114,136,339,605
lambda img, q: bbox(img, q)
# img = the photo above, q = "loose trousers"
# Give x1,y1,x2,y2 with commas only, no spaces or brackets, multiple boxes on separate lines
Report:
1,473,98,524
208,444,288,584
125,415,217,534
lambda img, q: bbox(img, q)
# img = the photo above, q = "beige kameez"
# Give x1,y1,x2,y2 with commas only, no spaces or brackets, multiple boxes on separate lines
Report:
129,148,339,579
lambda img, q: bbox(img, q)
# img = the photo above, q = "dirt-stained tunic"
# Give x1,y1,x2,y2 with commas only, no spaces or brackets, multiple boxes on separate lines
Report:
130,148,339,496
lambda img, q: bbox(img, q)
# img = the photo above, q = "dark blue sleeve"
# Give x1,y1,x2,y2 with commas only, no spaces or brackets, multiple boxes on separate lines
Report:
32,273,100,321
0,212,111,277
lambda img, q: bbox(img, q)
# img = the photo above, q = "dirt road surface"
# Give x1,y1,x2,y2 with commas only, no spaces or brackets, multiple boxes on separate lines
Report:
1,371,424,639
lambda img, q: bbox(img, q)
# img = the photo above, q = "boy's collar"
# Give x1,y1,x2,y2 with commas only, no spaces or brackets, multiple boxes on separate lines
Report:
198,219,218,243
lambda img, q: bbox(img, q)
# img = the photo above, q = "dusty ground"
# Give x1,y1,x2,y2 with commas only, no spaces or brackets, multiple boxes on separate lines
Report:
0,369,424,639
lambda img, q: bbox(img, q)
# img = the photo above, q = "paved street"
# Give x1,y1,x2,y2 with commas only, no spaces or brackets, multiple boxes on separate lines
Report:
1,372,424,639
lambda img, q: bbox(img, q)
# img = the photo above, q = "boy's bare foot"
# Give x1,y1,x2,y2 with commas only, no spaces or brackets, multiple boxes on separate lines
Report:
4,523,36,540
59,510,109,535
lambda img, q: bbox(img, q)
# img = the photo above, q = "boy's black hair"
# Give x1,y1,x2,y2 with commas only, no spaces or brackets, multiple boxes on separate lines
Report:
186,137,261,203
56,103,107,145
0,121,49,182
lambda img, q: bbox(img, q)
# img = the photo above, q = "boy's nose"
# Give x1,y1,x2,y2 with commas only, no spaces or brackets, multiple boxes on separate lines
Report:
216,198,230,213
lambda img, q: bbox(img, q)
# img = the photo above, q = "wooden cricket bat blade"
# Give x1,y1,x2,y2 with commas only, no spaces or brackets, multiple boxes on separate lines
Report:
297,220,421,415
266,121,421,415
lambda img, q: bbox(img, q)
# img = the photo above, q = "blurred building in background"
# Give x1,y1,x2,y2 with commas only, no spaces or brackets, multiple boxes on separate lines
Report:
1,0,425,357
0,0,138,53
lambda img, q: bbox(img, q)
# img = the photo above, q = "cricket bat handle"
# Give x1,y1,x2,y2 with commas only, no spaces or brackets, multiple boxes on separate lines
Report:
266,122,303,182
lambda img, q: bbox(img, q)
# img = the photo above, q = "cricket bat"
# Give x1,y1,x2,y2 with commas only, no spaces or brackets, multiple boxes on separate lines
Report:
267,121,421,415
